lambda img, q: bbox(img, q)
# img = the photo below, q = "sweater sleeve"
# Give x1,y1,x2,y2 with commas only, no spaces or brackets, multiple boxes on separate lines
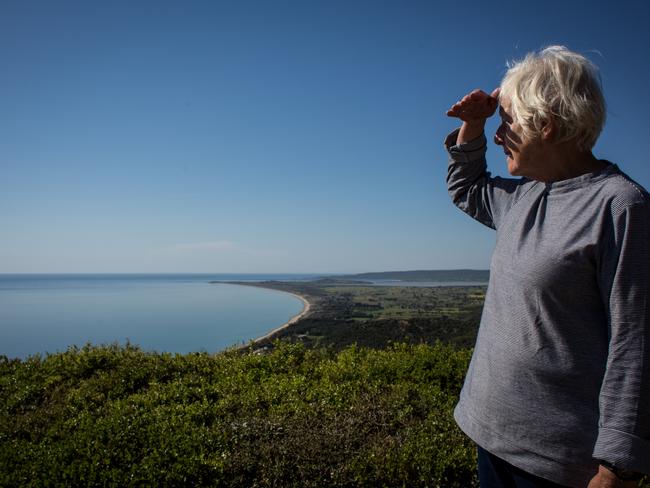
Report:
445,128,530,230
593,199,650,475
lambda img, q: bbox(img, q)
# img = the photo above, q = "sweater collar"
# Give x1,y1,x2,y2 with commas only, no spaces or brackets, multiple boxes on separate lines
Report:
535,161,618,194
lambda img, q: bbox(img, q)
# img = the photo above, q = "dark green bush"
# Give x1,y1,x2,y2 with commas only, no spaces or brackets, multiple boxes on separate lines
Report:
0,342,477,487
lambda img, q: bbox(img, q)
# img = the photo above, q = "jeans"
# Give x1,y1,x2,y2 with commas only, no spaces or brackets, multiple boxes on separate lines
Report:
477,446,571,488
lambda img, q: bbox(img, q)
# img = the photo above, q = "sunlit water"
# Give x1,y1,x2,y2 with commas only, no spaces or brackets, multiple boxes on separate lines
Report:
0,274,315,359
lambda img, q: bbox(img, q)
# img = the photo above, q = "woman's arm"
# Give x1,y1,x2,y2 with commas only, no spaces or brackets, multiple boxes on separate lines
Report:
594,199,650,477
446,88,499,144
445,88,533,229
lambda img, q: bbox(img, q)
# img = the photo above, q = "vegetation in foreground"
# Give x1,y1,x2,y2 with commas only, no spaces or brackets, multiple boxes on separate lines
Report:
1,341,478,487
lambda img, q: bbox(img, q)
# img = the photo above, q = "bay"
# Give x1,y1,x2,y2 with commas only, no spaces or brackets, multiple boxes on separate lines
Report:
0,274,318,359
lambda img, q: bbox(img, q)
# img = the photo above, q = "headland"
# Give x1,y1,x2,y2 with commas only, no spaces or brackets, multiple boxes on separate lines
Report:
217,278,487,352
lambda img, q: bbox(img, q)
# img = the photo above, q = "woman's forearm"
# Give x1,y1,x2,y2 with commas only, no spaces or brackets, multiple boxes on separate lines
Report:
457,120,487,145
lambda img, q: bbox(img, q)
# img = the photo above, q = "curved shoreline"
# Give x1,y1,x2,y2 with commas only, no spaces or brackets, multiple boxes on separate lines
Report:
250,291,310,343
216,283,312,348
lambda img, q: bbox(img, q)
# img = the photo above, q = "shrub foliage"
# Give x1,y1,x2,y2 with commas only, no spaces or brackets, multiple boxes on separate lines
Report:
0,342,477,487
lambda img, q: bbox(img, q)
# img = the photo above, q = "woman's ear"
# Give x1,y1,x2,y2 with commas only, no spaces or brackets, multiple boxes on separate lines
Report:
541,117,556,142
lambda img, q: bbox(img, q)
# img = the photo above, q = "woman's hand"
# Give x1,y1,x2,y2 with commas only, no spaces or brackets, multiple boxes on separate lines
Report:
447,88,500,144
586,465,639,488
447,88,500,121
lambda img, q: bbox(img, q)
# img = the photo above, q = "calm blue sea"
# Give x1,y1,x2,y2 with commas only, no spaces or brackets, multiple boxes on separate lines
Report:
0,274,319,359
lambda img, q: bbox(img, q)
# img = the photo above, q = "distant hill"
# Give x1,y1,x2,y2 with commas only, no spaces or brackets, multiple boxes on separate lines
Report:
331,269,489,283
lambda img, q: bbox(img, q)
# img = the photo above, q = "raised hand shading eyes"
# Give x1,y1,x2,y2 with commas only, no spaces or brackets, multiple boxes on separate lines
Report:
446,88,500,123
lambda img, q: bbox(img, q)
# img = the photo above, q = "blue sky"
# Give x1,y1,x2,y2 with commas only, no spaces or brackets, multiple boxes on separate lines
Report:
2,0,649,273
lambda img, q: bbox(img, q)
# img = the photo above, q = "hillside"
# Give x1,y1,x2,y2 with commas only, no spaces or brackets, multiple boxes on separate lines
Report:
332,269,489,283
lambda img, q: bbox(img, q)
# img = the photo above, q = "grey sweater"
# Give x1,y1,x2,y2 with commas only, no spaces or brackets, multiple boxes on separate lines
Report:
445,129,650,487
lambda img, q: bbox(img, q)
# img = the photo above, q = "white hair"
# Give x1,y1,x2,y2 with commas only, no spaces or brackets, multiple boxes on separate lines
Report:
499,45,606,151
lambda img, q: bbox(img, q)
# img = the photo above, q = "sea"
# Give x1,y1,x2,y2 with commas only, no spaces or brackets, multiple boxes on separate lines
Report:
0,274,319,360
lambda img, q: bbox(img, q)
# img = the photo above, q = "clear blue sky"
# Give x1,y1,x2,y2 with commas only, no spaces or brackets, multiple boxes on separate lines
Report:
2,0,649,273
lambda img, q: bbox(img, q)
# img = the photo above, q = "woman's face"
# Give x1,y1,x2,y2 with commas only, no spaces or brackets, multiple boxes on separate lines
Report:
494,97,544,179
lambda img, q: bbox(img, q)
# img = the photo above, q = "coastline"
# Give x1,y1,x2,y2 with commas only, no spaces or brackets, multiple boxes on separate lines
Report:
215,280,486,352
215,282,312,348
250,291,311,343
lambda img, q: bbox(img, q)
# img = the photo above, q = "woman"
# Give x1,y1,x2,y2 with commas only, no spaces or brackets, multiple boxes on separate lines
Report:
445,46,649,487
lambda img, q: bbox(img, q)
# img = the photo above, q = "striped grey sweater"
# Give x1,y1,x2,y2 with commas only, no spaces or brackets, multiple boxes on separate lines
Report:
445,129,650,487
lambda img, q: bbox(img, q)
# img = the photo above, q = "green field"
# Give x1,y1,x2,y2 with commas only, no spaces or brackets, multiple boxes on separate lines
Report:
321,285,486,321
231,282,487,351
